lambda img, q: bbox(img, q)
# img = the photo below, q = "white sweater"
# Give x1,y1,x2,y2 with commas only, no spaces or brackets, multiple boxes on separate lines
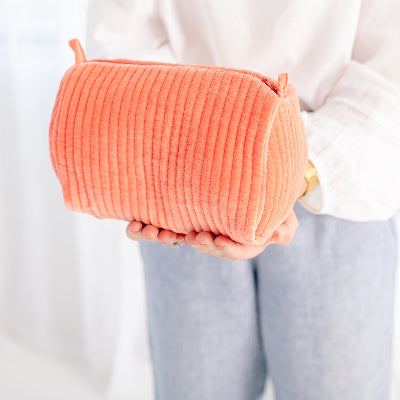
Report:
86,0,400,221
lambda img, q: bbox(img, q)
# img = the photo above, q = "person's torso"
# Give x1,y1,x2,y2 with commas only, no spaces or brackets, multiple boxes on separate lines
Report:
158,0,362,111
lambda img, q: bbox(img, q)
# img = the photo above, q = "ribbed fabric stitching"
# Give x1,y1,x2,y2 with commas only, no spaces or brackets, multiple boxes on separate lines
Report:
164,67,191,232
76,64,104,215
88,64,114,216
49,57,308,245
226,75,249,237
171,67,195,232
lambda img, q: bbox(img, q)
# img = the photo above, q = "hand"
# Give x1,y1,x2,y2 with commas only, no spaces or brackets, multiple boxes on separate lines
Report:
125,209,298,261
126,221,186,245
126,177,307,261
184,208,299,260
183,177,307,260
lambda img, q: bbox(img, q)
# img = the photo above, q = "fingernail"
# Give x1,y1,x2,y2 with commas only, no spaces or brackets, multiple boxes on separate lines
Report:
216,245,225,249
130,227,141,233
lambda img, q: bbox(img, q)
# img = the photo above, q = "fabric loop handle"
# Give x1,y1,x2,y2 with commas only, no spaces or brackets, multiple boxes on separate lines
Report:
277,72,289,96
69,38,87,64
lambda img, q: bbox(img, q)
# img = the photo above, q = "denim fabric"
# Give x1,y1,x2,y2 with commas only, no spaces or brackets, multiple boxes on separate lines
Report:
139,202,398,400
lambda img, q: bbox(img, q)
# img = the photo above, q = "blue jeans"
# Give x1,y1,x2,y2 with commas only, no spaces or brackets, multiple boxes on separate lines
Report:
139,202,398,400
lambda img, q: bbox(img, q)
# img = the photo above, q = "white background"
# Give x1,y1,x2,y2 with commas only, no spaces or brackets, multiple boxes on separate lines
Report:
0,0,399,399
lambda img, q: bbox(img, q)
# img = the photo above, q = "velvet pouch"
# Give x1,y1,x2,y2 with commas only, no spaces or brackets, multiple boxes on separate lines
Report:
49,38,308,245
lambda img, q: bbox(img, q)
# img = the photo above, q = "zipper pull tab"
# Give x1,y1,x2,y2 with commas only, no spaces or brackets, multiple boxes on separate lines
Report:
277,73,289,97
68,38,87,64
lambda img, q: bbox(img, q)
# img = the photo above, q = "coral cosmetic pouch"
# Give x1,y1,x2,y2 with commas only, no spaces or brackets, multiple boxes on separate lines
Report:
49,39,308,245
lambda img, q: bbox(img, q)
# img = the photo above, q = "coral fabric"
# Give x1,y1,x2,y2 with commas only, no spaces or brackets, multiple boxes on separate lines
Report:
49,39,308,245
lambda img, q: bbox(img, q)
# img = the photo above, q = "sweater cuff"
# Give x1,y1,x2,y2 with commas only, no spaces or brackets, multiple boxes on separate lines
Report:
296,57,400,221
296,110,328,216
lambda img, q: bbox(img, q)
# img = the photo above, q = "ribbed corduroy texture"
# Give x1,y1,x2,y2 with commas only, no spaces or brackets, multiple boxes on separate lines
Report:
49,39,308,245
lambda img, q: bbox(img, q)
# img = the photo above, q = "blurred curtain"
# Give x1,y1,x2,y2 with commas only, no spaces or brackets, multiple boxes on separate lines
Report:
0,0,399,399
0,0,153,398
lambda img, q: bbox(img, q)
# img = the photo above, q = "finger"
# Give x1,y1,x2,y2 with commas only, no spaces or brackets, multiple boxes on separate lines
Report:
126,221,145,241
157,229,177,244
272,211,299,245
185,231,198,245
142,224,160,241
214,235,252,260
127,220,143,234
175,233,186,244
195,231,215,246
185,231,222,257
213,235,233,249
192,231,217,254
284,210,299,231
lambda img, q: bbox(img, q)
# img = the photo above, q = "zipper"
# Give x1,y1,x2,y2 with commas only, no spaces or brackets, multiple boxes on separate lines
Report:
69,38,287,97
261,78,280,95
90,58,283,96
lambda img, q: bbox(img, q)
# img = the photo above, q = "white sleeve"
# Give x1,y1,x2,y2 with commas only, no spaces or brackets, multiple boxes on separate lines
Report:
297,0,400,221
85,0,177,63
